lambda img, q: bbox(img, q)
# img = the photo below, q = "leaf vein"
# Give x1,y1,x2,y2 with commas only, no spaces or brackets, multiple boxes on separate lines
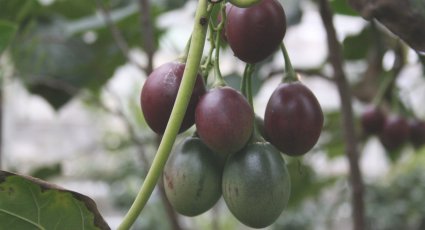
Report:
0,208,46,230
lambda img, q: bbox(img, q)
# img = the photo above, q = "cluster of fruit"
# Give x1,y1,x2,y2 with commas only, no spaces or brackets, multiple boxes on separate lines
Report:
361,105,425,152
140,0,323,228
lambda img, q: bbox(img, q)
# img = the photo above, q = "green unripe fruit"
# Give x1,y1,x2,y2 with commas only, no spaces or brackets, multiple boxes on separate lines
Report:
164,137,224,216
222,142,291,228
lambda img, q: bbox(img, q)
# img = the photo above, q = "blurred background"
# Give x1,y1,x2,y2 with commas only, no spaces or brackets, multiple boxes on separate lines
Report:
1,0,425,229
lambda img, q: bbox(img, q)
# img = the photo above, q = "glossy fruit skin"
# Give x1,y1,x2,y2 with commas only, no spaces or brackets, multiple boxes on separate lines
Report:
409,119,425,148
225,0,286,63
379,115,410,151
264,82,323,156
163,137,223,216
140,61,206,134
361,106,386,135
195,86,254,155
222,142,291,229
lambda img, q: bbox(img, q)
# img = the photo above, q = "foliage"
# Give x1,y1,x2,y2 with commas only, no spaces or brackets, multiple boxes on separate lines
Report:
0,171,110,230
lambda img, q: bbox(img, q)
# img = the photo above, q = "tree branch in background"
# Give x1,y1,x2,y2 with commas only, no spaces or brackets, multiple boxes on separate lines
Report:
100,88,182,230
348,0,425,52
136,1,181,228
138,0,156,74
318,1,365,230
94,0,145,71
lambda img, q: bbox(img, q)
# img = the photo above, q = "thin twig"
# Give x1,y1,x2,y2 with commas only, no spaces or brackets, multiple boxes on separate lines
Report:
94,0,145,70
138,0,156,74
318,1,365,230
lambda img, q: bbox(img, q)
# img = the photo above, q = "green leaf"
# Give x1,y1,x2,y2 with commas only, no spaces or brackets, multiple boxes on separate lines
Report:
0,0,40,23
29,163,62,181
286,160,337,208
43,0,96,20
329,0,359,16
10,0,166,109
321,111,346,158
0,20,17,55
342,26,371,60
0,171,110,230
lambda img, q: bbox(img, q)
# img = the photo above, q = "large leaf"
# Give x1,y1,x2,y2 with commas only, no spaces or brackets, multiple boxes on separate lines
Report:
0,171,110,230
0,20,17,55
10,0,166,109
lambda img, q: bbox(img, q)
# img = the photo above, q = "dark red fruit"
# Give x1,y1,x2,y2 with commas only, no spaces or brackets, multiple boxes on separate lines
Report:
225,0,286,63
140,61,206,134
264,82,323,156
379,115,410,151
195,87,254,155
361,106,386,135
222,142,290,228
164,137,223,216
409,119,425,148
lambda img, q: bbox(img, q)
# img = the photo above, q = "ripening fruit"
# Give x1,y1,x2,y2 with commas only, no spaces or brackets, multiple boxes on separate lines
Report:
225,0,286,63
409,119,425,148
379,115,410,151
163,137,223,216
140,61,206,134
264,82,323,156
195,87,254,155
222,142,291,228
361,106,386,135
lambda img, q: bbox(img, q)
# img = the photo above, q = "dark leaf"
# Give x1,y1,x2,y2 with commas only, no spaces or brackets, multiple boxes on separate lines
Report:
0,0,40,23
29,163,62,181
0,170,110,230
342,26,371,60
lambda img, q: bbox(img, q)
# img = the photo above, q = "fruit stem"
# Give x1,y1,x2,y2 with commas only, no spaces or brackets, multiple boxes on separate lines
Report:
212,2,226,87
117,1,211,229
243,63,263,142
245,64,255,108
280,43,298,83
201,22,215,80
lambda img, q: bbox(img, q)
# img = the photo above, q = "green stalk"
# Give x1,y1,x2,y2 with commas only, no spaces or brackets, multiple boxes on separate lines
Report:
243,63,263,142
280,43,298,82
212,2,226,87
117,1,210,229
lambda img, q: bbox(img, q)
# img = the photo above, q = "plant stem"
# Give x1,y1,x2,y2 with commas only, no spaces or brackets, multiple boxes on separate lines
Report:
117,1,210,229
318,1,365,230
212,2,226,87
280,43,297,82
